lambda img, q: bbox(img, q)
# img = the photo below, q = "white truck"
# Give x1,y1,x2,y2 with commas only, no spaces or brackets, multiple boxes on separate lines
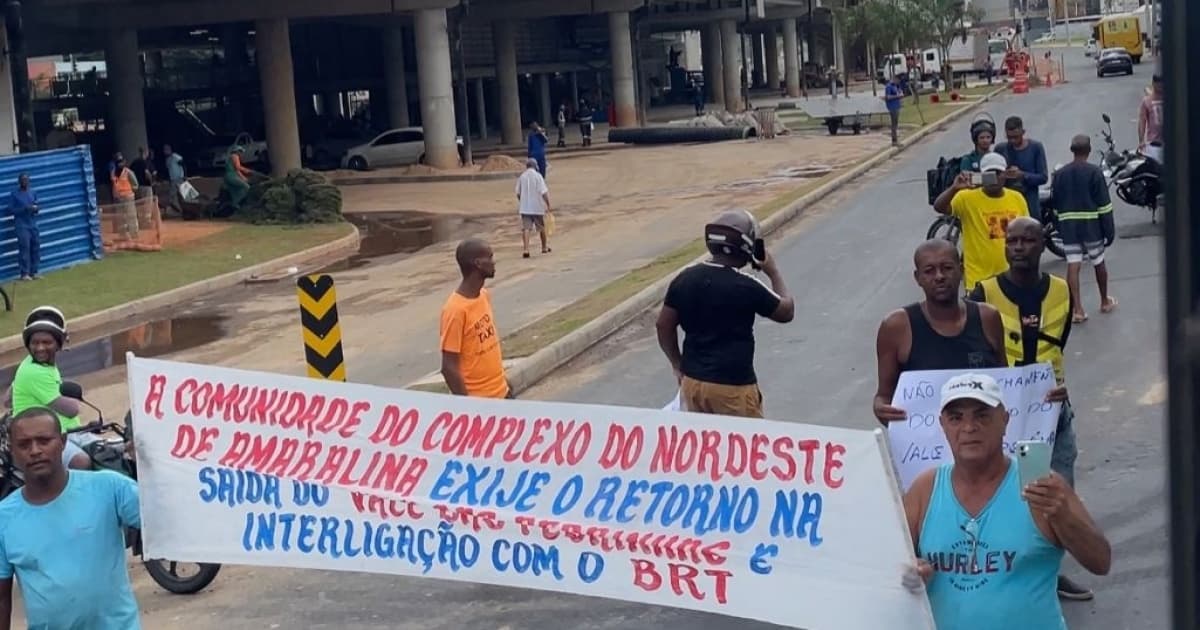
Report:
933,30,1011,78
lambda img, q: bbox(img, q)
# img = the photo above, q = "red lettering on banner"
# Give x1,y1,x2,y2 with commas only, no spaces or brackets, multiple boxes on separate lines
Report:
143,374,166,420
433,505,507,532
824,442,846,489
631,559,733,605
350,493,424,521
598,423,643,470
770,437,797,481
749,434,770,480
368,405,420,446
216,432,428,496
170,424,219,460
797,439,820,484
167,379,373,439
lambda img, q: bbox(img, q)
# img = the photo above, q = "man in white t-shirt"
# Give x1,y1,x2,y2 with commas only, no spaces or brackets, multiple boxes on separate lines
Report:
515,158,552,258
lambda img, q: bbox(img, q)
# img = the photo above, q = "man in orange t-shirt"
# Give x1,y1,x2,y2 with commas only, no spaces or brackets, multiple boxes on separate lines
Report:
440,238,511,398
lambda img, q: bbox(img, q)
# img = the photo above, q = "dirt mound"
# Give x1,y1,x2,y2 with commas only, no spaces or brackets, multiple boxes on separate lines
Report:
479,155,526,173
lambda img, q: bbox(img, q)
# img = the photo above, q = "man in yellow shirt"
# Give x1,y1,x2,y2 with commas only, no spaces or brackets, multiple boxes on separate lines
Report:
933,152,1030,292
439,238,511,399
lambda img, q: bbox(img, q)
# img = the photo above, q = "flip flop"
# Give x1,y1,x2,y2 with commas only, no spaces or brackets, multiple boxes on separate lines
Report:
1072,312,1089,324
542,248,552,254
522,252,530,259
1101,296,1118,314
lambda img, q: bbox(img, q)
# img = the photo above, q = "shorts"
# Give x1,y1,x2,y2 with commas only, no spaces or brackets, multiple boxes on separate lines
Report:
1063,240,1105,265
680,376,764,419
521,214,545,231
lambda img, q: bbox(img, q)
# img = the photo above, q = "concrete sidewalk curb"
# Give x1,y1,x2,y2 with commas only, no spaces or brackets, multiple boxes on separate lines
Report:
0,225,362,355
332,171,517,186
502,86,1008,395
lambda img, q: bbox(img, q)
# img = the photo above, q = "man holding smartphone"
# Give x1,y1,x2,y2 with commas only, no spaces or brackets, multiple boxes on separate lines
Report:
933,152,1030,293
970,217,1094,600
656,209,795,418
902,373,1111,630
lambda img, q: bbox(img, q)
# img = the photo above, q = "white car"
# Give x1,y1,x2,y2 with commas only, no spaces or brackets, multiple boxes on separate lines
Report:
341,127,465,171
1085,39,1099,57
197,132,269,169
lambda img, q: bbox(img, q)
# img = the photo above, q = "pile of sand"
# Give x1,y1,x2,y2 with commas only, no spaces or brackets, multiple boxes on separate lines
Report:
478,155,526,173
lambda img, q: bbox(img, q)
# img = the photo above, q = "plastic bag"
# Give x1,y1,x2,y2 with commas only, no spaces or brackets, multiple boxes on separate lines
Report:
179,180,200,202
545,212,556,237
663,390,684,412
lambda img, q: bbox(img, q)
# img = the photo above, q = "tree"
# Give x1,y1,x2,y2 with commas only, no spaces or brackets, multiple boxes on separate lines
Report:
913,0,984,90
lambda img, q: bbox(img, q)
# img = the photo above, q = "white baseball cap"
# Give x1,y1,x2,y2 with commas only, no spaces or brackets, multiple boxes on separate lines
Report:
939,373,1005,412
980,152,1008,173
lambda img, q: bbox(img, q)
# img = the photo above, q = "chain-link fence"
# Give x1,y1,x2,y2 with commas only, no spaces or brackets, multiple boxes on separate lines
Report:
99,193,163,252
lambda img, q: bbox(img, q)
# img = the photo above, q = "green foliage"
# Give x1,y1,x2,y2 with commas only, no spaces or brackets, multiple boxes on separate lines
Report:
236,169,345,225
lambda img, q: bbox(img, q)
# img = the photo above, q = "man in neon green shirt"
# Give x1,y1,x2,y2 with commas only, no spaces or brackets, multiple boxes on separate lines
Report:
9,307,81,432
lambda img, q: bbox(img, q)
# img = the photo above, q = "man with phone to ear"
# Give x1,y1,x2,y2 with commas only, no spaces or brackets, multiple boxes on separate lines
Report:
934,152,1030,294
656,209,795,418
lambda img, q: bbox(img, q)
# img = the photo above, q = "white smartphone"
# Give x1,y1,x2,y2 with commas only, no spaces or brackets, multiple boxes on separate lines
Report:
1016,440,1052,491
967,171,983,187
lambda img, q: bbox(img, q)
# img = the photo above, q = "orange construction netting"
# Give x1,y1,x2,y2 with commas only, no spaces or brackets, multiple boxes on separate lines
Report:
100,194,164,253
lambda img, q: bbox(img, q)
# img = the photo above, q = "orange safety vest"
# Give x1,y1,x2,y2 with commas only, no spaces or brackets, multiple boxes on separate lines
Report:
112,168,135,199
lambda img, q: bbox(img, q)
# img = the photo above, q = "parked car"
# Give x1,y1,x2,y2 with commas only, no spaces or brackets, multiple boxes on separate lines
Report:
1096,47,1134,77
196,132,269,170
340,127,465,171
1084,38,1099,57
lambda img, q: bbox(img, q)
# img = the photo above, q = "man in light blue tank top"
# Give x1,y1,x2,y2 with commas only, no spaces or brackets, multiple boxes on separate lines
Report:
902,373,1111,629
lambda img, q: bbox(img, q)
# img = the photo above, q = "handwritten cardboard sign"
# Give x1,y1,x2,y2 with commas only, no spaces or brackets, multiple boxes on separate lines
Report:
128,356,935,630
887,363,1060,490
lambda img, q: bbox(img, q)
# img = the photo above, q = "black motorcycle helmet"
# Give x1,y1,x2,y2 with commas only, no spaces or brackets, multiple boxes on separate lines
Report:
22,305,67,349
704,209,761,264
969,112,997,146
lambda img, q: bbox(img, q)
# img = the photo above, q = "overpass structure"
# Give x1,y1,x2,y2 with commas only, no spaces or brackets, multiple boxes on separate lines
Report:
1,0,846,171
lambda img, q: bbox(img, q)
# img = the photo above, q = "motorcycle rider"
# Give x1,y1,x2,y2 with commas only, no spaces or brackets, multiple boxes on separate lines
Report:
656,209,794,418
960,114,997,173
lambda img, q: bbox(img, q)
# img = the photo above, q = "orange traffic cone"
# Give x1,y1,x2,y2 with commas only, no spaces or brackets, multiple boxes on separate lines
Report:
1012,70,1029,94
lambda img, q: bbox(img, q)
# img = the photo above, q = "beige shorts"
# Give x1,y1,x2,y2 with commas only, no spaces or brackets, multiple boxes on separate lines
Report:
521,214,545,231
680,376,764,419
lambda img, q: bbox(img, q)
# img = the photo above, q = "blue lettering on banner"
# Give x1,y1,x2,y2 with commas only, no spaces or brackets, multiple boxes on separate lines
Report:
490,539,565,580
581,477,760,536
292,481,329,507
749,543,779,575
240,512,481,574
577,551,604,583
428,460,551,512
551,474,584,515
768,490,824,546
198,466,282,509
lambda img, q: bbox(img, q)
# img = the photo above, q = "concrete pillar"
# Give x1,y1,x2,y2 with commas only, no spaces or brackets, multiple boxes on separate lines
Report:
751,34,764,87
702,23,725,107
383,27,411,128
104,28,148,161
569,71,579,108
832,12,845,81
608,11,637,128
719,19,742,112
782,18,801,97
413,8,458,169
0,19,18,154
537,73,552,127
473,78,487,140
492,20,521,145
254,19,301,176
764,29,780,90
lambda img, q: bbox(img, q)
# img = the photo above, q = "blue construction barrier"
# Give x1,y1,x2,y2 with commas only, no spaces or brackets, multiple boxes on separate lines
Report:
0,145,102,283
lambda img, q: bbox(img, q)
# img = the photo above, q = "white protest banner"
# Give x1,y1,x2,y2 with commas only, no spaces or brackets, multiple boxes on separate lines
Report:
128,356,935,630
887,363,1060,490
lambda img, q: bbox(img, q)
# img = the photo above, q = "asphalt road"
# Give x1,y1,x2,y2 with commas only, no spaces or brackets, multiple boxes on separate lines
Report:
132,53,1167,629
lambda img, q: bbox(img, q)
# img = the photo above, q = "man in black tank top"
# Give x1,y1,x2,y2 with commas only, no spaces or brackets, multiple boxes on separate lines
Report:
873,239,1006,425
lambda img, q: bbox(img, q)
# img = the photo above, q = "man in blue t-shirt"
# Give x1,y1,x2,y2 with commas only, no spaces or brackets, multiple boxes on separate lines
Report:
0,407,142,629
7,173,39,281
883,75,904,146
995,116,1049,219
527,122,549,179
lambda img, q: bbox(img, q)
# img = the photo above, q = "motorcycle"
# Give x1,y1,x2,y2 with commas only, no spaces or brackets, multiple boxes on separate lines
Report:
0,383,221,594
1098,112,1164,223
926,171,1066,260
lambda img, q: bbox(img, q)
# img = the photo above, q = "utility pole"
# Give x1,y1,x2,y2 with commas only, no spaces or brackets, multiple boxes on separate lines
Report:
741,0,750,111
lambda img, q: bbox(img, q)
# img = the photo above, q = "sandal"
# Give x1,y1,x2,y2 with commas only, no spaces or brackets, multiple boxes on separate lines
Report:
1101,296,1118,314
522,252,530,259
1072,312,1089,324
542,248,552,254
